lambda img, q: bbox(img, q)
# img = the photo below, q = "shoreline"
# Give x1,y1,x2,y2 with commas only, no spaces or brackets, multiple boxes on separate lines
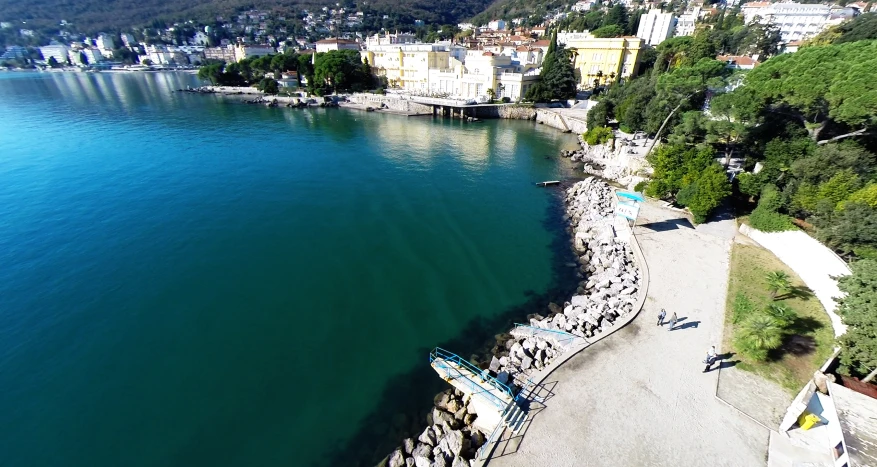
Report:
186,87,584,133
376,177,646,467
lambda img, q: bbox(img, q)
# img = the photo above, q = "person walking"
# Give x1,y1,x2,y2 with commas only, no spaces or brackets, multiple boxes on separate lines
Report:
667,312,677,331
703,346,717,372
657,308,666,326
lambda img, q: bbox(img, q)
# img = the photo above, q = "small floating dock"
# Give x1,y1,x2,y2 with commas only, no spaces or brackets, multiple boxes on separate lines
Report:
536,180,561,187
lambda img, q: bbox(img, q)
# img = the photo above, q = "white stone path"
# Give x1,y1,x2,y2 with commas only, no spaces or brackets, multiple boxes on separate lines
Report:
490,201,770,467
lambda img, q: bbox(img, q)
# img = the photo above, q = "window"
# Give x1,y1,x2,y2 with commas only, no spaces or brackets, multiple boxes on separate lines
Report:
592,52,602,61
590,64,600,74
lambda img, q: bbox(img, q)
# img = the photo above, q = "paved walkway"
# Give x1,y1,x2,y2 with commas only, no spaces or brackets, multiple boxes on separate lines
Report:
490,201,769,467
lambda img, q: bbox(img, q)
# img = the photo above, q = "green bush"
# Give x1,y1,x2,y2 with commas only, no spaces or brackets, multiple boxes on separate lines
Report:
583,126,613,146
749,208,796,232
634,180,649,193
764,303,798,327
501,96,511,103
734,313,785,361
731,293,758,324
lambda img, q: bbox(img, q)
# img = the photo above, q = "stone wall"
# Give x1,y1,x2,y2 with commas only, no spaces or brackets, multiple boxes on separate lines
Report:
348,93,433,114
534,109,587,134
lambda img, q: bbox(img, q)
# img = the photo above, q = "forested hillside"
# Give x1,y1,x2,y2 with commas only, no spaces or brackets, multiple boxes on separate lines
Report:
0,0,494,34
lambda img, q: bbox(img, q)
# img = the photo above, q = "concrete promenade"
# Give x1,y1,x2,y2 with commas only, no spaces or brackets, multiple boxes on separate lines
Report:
491,201,769,467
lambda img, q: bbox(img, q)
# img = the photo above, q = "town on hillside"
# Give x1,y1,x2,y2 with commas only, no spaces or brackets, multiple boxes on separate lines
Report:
0,0,870,103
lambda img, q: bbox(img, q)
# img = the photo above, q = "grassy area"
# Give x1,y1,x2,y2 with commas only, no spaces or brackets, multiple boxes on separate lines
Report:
724,242,836,393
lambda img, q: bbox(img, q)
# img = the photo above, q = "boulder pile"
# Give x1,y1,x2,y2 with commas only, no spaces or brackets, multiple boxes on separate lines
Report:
487,334,563,387
383,389,484,467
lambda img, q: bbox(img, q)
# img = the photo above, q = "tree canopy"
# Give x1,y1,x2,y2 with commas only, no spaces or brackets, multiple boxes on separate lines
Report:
737,40,877,143
837,259,877,378
525,32,577,102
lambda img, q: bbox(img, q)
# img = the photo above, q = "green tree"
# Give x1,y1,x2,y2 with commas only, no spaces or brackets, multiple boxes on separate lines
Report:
813,202,877,256
257,77,279,94
676,163,732,223
525,32,577,102
837,258,877,377
197,62,223,85
46,56,59,68
591,25,624,38
141,58,153,66
765,271,792,300
740,40,877,143
735,313,785,361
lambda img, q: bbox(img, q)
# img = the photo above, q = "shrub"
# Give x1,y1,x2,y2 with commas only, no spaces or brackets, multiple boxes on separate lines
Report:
735,313,785,361
731,293,758,324
764,303,798,327
583,126,613,146
765,271,792,299
749,208,796,232
634,180,649,193
501,96,511,103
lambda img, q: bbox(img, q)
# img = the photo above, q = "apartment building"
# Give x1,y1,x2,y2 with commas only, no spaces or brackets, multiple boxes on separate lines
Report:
742,2,834,42
559,33,645,87
637,9,677,45
362,43,451,91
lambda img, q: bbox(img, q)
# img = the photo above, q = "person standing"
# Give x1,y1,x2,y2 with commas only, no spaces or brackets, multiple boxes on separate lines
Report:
657,308,666,326
667,312,677,331
703,346,717,372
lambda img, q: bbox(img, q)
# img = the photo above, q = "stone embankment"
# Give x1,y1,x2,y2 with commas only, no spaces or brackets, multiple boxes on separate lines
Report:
379,178,640,467
560,133,653,189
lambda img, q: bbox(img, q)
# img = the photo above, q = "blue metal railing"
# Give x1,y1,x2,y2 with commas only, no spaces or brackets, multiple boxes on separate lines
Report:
512,323,583,345
429,347,515,410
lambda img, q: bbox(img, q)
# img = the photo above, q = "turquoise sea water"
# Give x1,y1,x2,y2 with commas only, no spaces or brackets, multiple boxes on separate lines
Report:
0,71,580,467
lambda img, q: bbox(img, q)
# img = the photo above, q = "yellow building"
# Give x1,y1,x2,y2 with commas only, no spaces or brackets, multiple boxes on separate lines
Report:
361,44,450,91
558,33,645,88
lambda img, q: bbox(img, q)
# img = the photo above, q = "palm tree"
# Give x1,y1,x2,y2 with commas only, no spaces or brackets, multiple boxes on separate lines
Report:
765,271,792,300
735,313,784,361
764,302,797,327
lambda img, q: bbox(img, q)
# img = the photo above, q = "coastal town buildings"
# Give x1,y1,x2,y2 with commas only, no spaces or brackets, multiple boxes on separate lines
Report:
558,33,645,87
741,1,856,42
80,48,103,64
675,8,700,37
204,45,237,63
637,9,677,46
233,44,275,62
120,33,136,48
315,38,360,53
363,43,450,90
96,34,115,57
39,44,70,64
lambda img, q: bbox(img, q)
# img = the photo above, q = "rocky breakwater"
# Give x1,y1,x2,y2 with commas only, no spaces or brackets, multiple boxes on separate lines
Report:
560,134,652,190
551,178,640,336
384,389,486,467
379,178,640,467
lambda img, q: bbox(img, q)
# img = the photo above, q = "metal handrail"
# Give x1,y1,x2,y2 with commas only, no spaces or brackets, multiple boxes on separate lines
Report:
429,347,515,407
512,323,582,344
476,410,508,460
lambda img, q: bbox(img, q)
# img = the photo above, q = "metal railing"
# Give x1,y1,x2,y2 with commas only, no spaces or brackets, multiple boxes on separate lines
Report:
512,323,584,346
429,347,514,410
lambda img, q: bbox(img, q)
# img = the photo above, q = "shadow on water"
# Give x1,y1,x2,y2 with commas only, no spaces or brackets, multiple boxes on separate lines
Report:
320,192,580,467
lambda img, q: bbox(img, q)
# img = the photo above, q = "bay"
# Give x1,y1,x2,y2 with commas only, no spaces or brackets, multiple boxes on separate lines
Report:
0,71,580,467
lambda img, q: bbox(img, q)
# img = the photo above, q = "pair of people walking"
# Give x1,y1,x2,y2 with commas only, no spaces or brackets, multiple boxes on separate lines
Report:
657,308,677,330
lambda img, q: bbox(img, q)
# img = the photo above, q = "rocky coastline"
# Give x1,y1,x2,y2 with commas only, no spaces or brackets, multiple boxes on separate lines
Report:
378,177,641,467
559,133,653,190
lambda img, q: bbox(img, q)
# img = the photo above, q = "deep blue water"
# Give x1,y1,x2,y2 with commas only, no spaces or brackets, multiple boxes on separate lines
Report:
0,71,580,466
